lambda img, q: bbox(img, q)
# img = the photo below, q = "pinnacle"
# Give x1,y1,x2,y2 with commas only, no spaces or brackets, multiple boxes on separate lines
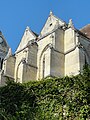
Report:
50,10,53,15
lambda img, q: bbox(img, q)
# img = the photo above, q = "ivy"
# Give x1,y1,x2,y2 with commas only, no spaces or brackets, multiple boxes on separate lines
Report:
0,65,90,119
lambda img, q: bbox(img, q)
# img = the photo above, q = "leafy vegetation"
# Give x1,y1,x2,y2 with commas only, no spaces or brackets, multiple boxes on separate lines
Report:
0,65,90,120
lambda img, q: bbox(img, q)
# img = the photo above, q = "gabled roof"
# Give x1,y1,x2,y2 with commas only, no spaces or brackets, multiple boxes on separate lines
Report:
39,11,67,37
15,26,38,53
80,24,90,39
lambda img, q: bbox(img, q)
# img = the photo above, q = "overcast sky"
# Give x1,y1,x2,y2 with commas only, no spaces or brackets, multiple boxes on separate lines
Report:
0,0,90,52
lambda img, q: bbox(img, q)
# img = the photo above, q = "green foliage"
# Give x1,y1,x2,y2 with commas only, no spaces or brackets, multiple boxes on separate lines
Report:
0,65,90,120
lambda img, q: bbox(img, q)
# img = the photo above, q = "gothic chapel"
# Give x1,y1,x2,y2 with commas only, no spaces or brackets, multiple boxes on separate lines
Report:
0,11,90,86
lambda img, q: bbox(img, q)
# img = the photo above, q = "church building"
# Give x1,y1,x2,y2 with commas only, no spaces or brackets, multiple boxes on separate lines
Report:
0,11,90,86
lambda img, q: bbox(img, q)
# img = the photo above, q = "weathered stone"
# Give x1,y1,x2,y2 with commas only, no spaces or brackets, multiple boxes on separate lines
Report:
0,12,90,85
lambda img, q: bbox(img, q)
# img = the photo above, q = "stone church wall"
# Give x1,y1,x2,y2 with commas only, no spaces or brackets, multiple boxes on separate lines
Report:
22,63,37,82
0,71,6,86
3,56,16,78
55,28,64,52
27,43,38,67
65,48,80,76
78,36,90,72
14,50,26,82
37,34,54,79
64,28,76,53
21,43,38,82
1,12,90,85
51,49,64,77
64,28,80,76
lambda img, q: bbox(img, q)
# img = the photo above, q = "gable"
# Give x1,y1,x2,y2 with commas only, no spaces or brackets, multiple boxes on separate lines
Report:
40,12,66,37
16,26,37,53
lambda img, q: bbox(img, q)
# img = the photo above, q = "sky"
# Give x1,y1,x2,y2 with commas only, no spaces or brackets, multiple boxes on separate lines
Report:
0,0,90,53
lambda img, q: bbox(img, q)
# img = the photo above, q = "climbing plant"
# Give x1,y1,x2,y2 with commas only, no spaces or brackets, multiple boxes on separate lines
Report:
0,65,90,120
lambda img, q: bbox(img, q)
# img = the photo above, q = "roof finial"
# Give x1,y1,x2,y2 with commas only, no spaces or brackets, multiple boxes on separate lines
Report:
50,10,53,16
26,26,30,30
68,19,74,29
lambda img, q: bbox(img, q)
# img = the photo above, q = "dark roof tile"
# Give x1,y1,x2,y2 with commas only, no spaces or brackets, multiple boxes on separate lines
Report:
80,24,90,39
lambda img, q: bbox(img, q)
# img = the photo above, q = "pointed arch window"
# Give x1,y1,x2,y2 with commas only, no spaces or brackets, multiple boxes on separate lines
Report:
85,55,87,65
0,58,1,69
43,56,45,78
1,59,3,69
0,58,3,70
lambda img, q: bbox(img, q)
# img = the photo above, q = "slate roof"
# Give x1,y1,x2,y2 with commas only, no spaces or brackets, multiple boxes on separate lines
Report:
80,24,90,39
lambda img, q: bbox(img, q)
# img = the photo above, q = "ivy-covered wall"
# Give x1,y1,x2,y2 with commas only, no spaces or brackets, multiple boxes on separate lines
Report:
0,65,90,120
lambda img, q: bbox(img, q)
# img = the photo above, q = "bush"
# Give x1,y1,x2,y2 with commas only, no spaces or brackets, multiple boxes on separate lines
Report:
0,65,90,119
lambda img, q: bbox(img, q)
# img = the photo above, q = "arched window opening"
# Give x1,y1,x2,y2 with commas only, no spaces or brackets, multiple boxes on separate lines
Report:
43,56,45,78
1,59,3,70
85,55,87,65
0,58,1,69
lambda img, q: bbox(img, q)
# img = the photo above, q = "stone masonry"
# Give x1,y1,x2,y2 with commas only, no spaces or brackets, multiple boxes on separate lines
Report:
0,11,90,86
